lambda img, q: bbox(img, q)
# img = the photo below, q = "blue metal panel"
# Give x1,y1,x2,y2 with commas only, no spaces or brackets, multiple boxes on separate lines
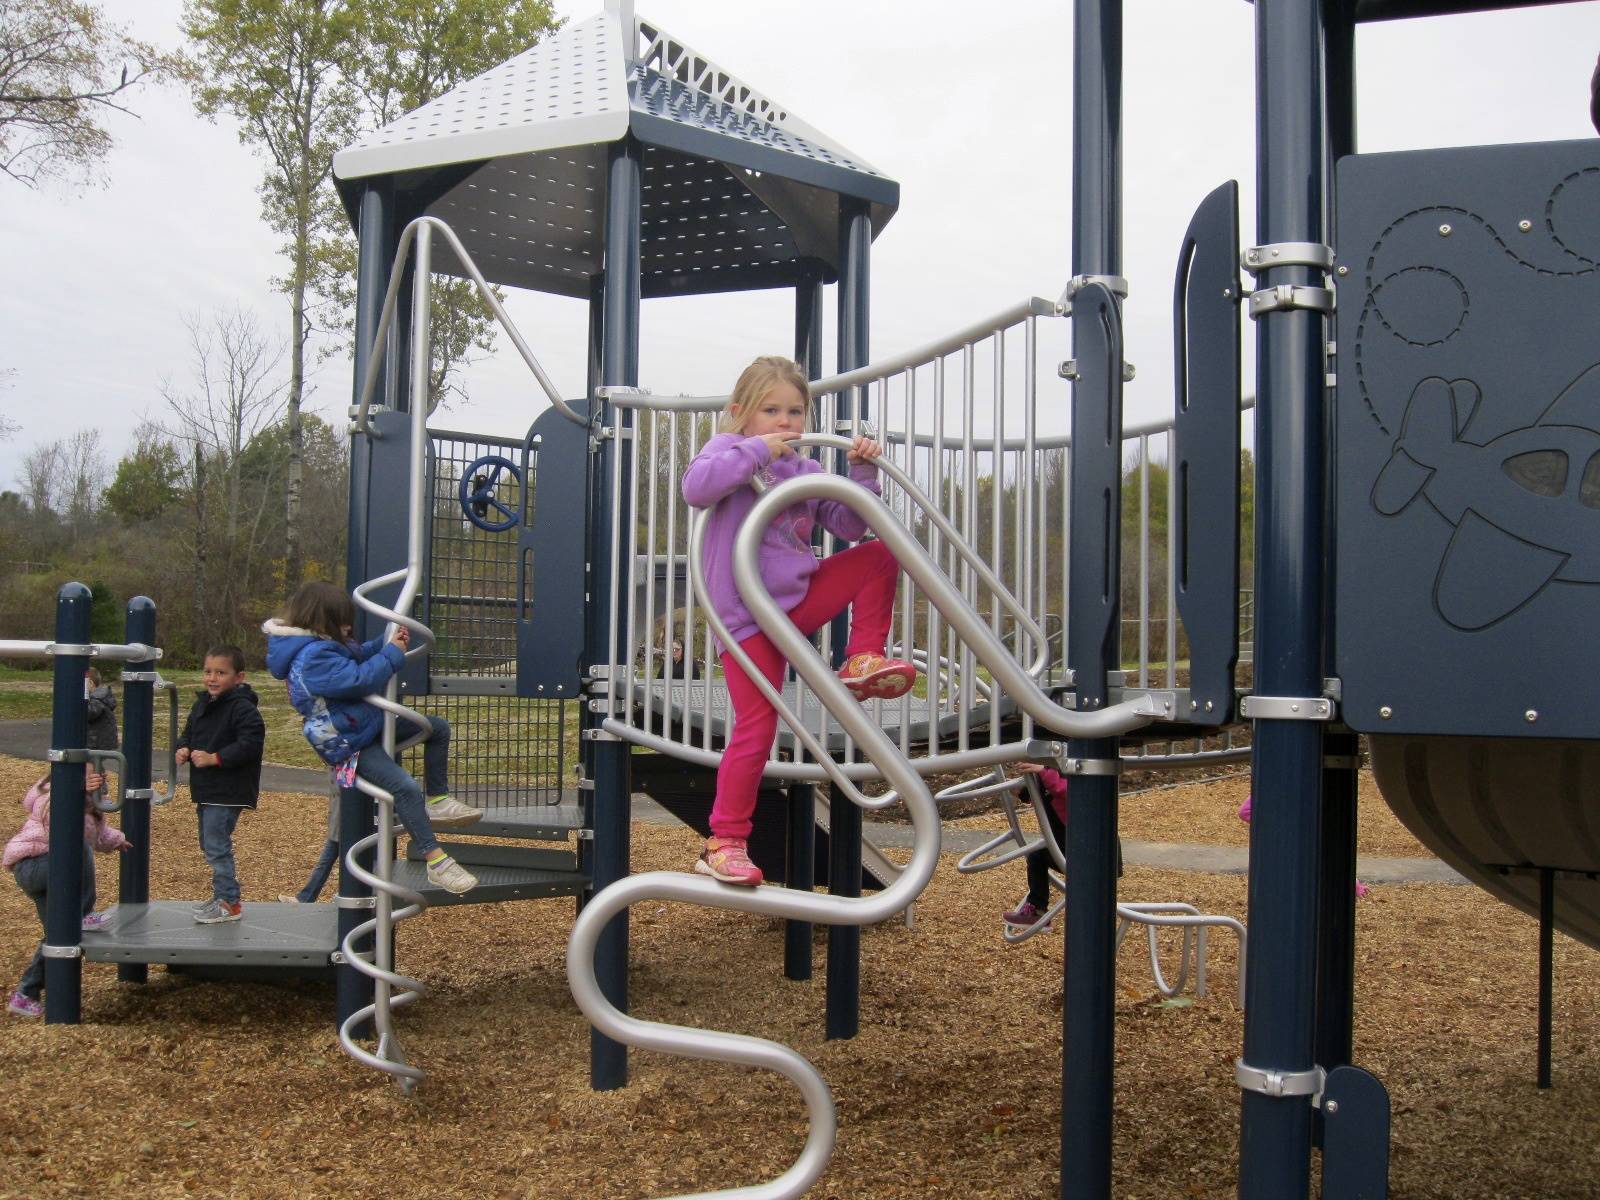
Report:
1319,1066,1391,1198
359,407,431,696
517,400,591,697
45,583,91,1023
1334,138,1600,739
1171,181,1242,726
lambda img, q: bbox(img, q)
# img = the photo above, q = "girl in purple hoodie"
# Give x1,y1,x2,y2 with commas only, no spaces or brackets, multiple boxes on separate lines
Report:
683,355,918,886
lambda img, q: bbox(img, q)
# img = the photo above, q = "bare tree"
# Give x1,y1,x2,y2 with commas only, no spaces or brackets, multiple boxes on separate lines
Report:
19,437,62,514
59,426,105,535
0,0,178,188
160,306,287,543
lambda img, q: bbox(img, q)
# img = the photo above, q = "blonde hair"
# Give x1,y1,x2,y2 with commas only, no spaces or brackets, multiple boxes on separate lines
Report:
718,355,810,434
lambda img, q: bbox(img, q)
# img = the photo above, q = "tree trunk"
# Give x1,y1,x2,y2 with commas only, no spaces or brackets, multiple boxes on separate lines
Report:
193,445,208,651
286,251,306,590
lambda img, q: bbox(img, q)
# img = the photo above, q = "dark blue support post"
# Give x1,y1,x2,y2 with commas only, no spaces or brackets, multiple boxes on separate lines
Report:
827,202,871,1042
44,583,92,1024
577,272,605,921
1313,1,1358,1148
337,180,393,1036
117,597,156,985
588,136,641,1090
1239,2,1331,1197
786,265,826,983
1061,2,1123,1196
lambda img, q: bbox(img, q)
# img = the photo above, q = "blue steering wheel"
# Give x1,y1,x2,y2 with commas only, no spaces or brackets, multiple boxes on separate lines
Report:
459,454,523,532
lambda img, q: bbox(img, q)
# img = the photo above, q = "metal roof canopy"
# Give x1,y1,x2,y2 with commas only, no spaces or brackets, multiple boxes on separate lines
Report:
333,2,898,300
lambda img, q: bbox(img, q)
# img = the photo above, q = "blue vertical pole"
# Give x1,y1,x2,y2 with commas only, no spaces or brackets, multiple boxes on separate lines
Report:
338,180,393,1036
1314,0,1358,1146
1239,1,1330,1196
1062,1,1123,1195
44,583,92,1024
117,597,156,985
827,201,871,1042
786,265,825,983
578,273,605,921
588,136,641,1090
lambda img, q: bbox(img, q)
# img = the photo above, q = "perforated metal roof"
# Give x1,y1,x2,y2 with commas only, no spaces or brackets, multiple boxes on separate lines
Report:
333,5,898,299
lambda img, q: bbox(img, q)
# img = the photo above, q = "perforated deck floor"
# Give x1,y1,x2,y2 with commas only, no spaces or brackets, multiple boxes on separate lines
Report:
78,902,337,967
390,861,589,907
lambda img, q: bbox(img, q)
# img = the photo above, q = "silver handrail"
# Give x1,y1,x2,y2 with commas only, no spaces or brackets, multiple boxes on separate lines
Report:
151,677,180,804
350,215,584,436
0,640,163,661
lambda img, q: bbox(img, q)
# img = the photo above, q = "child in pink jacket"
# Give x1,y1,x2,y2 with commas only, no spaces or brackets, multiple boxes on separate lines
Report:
4,770,127,1017
1001,762,1070,932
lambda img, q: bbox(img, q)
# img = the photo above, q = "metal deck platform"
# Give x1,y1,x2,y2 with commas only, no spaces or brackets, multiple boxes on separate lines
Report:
631,679,1020,751
456,797,587,840
79,902,338,968
391,859,590,907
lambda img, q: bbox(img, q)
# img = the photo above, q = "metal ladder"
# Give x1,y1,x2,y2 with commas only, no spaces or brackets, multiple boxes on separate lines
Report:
568,438,1170,1199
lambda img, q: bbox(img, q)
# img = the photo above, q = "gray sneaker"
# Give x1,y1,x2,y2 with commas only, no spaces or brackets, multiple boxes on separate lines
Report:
193,898,242,924
425,795,484,828
425,856,478,895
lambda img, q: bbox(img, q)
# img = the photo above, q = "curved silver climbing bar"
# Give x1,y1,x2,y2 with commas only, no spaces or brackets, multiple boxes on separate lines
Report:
569,451,1164,1200
351,215,584,435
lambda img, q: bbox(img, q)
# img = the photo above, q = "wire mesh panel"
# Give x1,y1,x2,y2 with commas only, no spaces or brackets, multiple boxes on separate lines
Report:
410,427,567,809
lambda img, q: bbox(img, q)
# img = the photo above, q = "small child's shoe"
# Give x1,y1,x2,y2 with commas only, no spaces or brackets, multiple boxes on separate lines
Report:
425,855,478,895
193,899,243,924
838,652,917,702
7,991,42,1018
277,894,301,905
81,910,113,931
1001,900,1052,931
426,794,484,828
696,837,763,886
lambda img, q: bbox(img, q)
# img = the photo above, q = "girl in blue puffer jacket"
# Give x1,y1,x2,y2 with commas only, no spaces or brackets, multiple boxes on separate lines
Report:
263,581,482,895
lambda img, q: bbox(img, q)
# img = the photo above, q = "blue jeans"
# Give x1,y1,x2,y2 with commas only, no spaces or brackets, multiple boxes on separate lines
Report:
354,715,451,858
295,790,340,903
13,851,96,1001
198,805,243,904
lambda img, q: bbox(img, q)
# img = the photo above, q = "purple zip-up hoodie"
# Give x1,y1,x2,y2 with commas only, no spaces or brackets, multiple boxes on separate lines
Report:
683,433,882,651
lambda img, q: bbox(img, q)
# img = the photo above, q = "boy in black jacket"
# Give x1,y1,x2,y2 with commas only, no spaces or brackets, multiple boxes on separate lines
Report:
176,645,266,924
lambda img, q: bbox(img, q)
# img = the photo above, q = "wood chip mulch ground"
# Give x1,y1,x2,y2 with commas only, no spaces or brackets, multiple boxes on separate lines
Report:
0,753,1595,1199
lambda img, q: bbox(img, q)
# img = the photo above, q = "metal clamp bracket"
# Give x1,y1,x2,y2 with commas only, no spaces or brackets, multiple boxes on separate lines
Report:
583,729,624,742
46,748,91,764
45,643,96,657
120,670,162,682
1248,284,1334,319
1239,694,1336,721
1323,754,1361,770
41,943,82,960
1241,242,1334,273
1236,1058,1326,1102
1058,757,1122,777
123,788,157,801
336,896,377,911
1061,273,1130,303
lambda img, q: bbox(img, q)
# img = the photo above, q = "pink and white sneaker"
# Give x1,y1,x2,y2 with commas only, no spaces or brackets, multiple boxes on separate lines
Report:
696,837,764,886
838,652,917,702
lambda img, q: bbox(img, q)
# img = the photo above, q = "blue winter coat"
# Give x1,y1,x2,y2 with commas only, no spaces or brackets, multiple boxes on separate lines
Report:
262,618,406,765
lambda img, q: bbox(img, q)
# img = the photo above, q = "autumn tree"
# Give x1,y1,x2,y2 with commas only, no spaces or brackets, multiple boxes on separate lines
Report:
0,0,177,188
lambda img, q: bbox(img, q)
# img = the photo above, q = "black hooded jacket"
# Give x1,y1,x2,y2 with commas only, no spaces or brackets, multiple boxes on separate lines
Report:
176,683,266,809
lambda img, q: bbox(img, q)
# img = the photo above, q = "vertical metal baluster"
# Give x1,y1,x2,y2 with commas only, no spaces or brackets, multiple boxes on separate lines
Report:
641,410,660,731
664,411,682,727
609,396,631,721
1023,314,1038,733
930,360,946,751
1166,427,1179,690
899,369,915,756
1140,432,1151,689
991,331,1005,751
960,342,978,753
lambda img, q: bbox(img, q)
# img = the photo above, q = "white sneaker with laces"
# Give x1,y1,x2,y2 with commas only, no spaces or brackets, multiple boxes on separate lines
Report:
425,795,484,828
426,856,478,895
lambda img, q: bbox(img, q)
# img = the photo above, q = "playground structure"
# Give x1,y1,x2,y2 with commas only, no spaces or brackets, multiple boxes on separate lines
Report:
13,1,1600,1198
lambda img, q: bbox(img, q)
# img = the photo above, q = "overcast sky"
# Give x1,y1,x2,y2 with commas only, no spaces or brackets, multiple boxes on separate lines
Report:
2,0,1597,496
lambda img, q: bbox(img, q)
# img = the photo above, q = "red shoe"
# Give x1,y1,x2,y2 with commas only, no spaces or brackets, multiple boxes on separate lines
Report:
838,652,917,702
696,837,764,886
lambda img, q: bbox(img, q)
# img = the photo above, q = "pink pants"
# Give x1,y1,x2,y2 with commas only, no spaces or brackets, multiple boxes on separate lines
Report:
711,539,900,840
